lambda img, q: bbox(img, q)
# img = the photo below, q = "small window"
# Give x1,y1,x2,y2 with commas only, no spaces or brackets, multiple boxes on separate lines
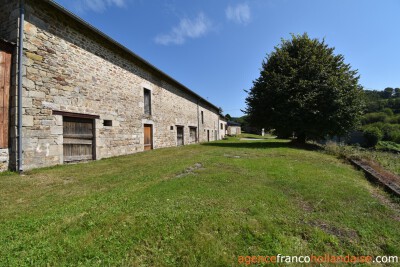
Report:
170,126,174,130
220,123,223,130
104,120,112,127
144,88,151,115
201,111,204,124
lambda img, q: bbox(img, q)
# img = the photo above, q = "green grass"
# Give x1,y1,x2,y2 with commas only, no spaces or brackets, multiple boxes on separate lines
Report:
377,141,400,153
238,133,276,139
323,142,400,176
1,138,399,266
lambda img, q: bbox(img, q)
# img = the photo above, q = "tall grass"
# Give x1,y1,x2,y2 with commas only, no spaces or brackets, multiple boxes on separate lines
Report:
323,141,400,176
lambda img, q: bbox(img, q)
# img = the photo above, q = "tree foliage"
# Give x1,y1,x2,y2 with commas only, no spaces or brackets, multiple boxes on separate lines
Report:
361,87,400,145
363,126,383,147
244,33,364,142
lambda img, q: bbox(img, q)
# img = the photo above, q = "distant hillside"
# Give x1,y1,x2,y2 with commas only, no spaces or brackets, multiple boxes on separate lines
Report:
361,88,400,147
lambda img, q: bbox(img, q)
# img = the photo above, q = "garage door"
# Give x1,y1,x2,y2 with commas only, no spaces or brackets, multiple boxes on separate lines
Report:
63,117,94,162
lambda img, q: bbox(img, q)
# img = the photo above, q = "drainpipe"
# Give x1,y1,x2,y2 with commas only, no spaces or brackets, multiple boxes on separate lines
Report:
17,0,25,172
197,99,200,142
218,117,220,140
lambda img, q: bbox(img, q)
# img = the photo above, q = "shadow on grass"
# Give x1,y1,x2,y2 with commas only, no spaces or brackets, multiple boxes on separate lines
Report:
202,140,321,151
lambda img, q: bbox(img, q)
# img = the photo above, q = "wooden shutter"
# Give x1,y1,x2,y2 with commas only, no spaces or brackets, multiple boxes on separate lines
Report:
144,89,151,115
0,50,11,148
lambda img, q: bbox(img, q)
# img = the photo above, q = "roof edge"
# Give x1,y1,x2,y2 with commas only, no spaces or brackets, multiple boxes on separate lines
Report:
42,0,220,112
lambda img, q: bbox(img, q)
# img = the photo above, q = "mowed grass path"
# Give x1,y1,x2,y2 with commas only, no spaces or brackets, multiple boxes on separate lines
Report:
0,138,399,266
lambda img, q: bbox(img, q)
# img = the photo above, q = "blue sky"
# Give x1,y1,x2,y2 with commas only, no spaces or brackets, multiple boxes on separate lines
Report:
54,0,400,117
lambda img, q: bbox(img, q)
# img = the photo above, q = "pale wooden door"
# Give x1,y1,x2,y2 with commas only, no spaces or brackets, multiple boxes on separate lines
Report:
63,117,94,162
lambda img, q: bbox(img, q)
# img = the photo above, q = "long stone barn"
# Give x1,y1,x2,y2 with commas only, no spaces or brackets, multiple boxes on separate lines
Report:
0,0,227,172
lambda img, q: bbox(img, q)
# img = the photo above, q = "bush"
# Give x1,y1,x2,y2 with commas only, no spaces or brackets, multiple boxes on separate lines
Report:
393,132,400,144
382,108,394,116
388,114,400,124
379,124,400,143
361,112,388,125
363,126,383,147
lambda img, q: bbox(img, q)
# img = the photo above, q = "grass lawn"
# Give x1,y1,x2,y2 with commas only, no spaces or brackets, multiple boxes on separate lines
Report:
1,137,399,266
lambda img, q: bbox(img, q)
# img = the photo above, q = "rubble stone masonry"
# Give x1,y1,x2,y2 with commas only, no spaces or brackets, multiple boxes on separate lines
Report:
0,0,221,171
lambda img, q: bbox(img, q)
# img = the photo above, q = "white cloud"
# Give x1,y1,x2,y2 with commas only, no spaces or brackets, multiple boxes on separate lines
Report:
155,13,212,45
226,3,251,25
73,0,127,13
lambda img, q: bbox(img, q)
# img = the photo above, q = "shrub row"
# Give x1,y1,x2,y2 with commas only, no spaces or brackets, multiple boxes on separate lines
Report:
362,123,400,147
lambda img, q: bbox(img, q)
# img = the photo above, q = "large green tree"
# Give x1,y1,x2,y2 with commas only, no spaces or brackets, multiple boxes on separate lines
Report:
244,33,364,142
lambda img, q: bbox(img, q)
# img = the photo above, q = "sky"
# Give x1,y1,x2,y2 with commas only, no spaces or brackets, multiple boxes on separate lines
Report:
53,0,400,117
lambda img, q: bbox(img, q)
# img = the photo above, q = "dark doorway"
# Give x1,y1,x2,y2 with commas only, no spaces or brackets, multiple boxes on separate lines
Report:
189,127,197,143
177,126,184,146
207,130,210,142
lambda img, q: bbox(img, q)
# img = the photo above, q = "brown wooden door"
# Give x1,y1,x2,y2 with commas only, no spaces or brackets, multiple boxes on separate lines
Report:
177,126,184,146
0,49,11,148
144,124,152,151
207,130,210,142
63,117,94,162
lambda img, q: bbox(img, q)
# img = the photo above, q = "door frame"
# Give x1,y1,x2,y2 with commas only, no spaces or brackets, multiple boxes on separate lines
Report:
176,125,184,146
189,126,197,143
53,111,99,162
62,116,96,162
143,124,153,151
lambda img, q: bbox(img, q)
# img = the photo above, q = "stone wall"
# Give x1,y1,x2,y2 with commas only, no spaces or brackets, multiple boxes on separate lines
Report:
228,126,241,136
1,0,221,171
219,120,227,139
0,149,8,171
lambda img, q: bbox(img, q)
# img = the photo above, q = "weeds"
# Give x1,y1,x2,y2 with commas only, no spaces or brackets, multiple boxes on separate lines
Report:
323,141,400,175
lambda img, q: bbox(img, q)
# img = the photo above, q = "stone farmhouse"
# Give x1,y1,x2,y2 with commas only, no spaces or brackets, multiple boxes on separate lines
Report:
0,0,225,171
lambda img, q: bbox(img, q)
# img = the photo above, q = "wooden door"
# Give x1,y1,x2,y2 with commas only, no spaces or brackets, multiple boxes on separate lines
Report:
144,124,152,151
0,49,11,148
63,117,94,162
177,126,184,146
207,130,210,142
189,127,197,143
